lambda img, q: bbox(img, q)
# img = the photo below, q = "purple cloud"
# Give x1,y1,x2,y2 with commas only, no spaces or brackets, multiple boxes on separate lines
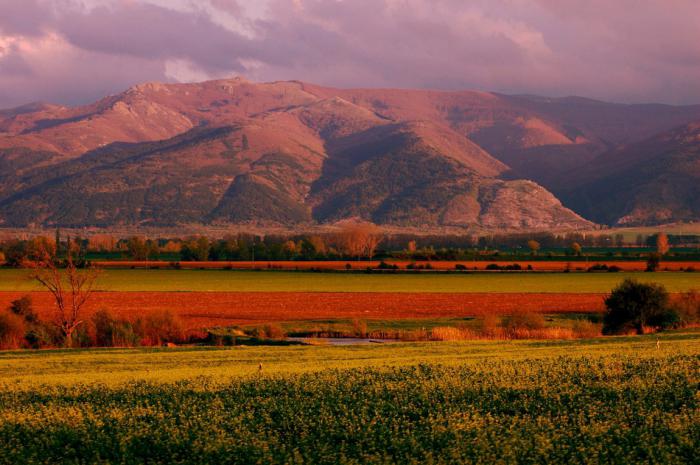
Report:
0,0,698,109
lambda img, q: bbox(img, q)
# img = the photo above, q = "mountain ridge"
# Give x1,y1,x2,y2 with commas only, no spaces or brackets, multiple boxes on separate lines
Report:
1,77,699,231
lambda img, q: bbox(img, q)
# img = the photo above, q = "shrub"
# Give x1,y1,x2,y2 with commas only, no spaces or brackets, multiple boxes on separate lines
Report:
92,309,140,347
0,311,26,349
256,323,286,340
431,326,477,341
587,264,608,272
376,261,398,270
670,290,700,327
9,295,37,323
24,323,62,349
352,319,367,338
481,314,501,338
646,253,660,272
572,320,602,338
603,279,676,334
455,264,467,271
504,312,545,332
136,310,185,346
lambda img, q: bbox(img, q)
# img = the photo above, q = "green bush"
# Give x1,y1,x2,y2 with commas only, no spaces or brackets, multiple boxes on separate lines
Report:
603,279,677,334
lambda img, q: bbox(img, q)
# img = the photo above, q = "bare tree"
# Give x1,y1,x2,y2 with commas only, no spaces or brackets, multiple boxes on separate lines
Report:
333,222,384,259
30,242,100,347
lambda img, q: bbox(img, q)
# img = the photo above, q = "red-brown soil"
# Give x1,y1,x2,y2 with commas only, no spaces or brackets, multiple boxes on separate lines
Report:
0,291,605,330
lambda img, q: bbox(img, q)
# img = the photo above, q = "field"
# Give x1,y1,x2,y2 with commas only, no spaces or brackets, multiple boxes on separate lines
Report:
0,270,697,328
1,269,698,330
92,259,700,271
0,332,698,463
1,269,699,293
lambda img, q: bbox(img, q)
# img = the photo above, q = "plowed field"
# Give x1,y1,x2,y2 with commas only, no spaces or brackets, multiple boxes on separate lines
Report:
0,291,605,329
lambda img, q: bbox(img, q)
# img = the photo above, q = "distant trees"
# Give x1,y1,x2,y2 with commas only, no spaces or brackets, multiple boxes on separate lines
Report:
181,237,211,261
126,236,159,261
603,279,678,334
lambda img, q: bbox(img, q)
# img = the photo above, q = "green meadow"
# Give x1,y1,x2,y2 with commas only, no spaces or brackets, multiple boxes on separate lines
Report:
0,268,699,293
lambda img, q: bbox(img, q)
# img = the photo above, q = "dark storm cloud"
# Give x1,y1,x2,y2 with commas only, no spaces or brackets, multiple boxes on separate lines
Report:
0,0,698,108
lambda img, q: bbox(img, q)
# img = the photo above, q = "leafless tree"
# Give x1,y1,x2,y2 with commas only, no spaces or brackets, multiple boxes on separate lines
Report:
30,242,100,347
333,222,384,259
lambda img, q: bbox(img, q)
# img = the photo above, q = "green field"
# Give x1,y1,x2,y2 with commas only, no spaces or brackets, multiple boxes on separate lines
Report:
1,269,699,293
0,332,698,463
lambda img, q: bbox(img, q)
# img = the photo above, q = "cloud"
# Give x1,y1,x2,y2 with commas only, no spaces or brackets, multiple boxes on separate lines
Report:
0,0,698,108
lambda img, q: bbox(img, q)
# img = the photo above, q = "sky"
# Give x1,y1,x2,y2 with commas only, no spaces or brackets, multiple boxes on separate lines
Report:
0,0,699,109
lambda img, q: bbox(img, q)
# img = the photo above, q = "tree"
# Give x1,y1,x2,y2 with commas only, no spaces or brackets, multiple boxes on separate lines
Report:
241,134,249,150
29,243,100,347
527,240,540,256
603,279,676,335
570,242,582,256
55,228,62,258
180,236,210,261
126,236,152,261
407,240,417,254
646,252,661,272
656,232,669,255
306,236,327,256
333,222,383,260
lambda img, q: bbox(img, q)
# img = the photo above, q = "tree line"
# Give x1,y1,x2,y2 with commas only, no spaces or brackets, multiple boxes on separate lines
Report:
0,227,695,266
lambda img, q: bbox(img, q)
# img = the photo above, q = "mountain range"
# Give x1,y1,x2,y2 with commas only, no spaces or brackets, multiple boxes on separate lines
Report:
1,77,699,232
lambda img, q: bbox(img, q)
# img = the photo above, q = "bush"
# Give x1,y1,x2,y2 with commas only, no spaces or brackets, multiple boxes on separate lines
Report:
503,312,545,338
646,253,660,272
92,309,140,347
572,320,602,338
252,324,286,340
603,279,677,334
136,310,185,345
24,323,62,349
9,295,37,323
376,261,398,270
0,311,26,349
455,264,468,271
670,290,700,327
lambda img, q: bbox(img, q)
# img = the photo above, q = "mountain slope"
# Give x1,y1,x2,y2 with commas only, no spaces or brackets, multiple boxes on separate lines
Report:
1,78,698,230
559,122,700,225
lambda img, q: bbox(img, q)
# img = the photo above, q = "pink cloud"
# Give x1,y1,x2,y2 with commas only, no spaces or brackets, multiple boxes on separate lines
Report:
0,0,698,108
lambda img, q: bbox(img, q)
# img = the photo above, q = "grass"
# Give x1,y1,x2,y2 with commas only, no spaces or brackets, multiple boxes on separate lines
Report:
1,269,699,293
0,332,698,463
